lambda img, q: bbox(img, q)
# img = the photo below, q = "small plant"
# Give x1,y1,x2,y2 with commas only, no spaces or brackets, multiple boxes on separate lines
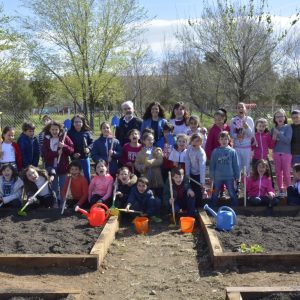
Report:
239,243,264,253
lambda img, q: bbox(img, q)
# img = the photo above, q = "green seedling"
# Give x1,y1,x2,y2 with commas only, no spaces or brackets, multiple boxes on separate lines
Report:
239,243,264,253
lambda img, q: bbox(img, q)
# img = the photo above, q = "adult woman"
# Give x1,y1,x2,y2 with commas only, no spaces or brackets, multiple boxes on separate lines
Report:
140,102,167,143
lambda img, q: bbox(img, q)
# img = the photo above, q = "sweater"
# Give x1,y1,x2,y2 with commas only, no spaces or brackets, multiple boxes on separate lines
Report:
91,135,122,175
205,123,230,160
185,145,206,185
42,134,74,175
17,133,40,168
209,146,239,182
246,175,274,197
291,124,300,155
270,124,292,154
0,176,23,204
120,143,142,167
252,132,275,160
61,175,88,206
67,129,93,159
88,174,113,201
140,118,167,143
230,115,254,148
115,116,143,146
0,142,23,171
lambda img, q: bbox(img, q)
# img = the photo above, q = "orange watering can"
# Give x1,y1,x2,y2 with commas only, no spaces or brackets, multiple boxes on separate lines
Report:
75,203,110,227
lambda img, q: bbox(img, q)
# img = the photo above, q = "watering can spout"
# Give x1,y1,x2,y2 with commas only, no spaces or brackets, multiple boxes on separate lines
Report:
75,206,90,218
204,204,217,218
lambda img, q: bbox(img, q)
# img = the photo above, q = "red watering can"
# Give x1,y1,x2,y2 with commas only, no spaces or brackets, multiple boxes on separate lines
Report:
75,203,110,227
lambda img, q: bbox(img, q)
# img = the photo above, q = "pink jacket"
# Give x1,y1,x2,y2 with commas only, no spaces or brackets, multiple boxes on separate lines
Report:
252,132,275,160
205,123,230,160
88,174,113,201
246,176,274,197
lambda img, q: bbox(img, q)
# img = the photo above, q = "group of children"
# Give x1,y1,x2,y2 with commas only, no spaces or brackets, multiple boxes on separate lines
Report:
0,101,300,222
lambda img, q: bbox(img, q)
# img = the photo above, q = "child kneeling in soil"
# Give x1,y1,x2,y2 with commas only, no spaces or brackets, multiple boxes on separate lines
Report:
287,163,300,205
23,165,56,208
209,131,239,208
115,166,137,208
125,177,162,223
246,159,279,207
61,160,88,208
0,163,23,208
88,159,113,206
163,167,196,217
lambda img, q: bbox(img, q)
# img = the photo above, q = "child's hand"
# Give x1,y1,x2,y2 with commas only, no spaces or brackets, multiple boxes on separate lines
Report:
108,149,113,157
116,191,123,197
145,159,153,167
187,189,195,197
74,153,81,159
202,190,208,199
125,204,131,211
49,176,55,182
58,141,65,148
268,191,275,198
84,147,90,154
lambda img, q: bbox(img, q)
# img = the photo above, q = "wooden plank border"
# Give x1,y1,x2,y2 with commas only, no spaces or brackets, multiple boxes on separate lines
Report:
199,207,300,269
226,286,300,300
0,216,119,270
0,289,81,300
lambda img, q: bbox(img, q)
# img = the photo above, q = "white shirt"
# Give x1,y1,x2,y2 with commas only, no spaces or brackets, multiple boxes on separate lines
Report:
0,143,15,163
35,176,50,196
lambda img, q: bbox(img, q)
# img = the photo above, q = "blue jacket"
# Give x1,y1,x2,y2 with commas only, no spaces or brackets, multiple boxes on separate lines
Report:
91,135,122,175
209,146,240,182
127,185,155,208
17,133,40,168
67,128,93,159
140,118,167,142
156,133,176,149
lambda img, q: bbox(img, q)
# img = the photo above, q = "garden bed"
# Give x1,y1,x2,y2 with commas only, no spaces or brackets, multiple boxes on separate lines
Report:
226,287,300,300
0,209,119,269
199,206,300,269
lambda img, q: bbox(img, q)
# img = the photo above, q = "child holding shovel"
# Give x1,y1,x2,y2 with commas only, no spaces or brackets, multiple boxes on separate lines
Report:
22,165,56,208
163,168,196,217
60,160,88,209
0,163,23,208
125,177,161,223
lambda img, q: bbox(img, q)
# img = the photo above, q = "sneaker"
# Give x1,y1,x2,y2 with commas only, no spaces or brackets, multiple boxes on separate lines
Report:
278,191,286,198
151,216,162,223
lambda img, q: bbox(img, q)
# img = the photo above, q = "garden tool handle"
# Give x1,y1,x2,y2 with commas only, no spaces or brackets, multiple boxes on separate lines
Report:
168,171,176,225
32,181,49,199
57,130,67,165
61,176,72,215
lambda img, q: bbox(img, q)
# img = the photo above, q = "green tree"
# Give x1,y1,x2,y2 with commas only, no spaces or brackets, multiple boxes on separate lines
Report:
21,0,148,128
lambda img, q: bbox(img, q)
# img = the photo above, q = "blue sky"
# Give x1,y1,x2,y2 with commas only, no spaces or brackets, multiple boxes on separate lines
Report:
2,0,300,55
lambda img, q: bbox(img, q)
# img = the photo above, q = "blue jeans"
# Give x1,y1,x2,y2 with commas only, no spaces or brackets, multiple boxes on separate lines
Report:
81,158,91,183
210,179,238,208
247,196,279,206
52,174,67,206
131,197,161,217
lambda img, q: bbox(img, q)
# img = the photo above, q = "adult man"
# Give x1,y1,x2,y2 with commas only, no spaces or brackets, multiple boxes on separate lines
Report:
116,100,142,146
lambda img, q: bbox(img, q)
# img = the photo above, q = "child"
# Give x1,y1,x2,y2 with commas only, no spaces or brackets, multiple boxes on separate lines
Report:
91,121,122,177
67,114,93,183
88,159,113,205
169,102,189,135
42,121,74,205
291,110,300,165
60,160,88,208
125,177,161,222
38,115,52,152
163,168,196,217
115,166,137,208
246,160,279,207
17,122,40,168
287,163,300,205
134,132,163,195
23,165,56,207
156,122,176,178
0,126,22,171
0,163,23,208
187,115,207,149
168,133,188,170
120,129,142,173
270,109,292,197
230,102,254,176
185,133,207,206
209,131,239,208
205,109,230,161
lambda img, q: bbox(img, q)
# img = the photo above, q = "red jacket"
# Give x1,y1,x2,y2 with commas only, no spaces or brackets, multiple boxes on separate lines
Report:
1,142,23,171
205,123,230,160
42,134,74,175
252,132,275,160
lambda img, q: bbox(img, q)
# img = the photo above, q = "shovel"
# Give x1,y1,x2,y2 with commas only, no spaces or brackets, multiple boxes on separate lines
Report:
61,176,72,215
110,179,119,216
18,181,49,216
168,171,176,227
117,208,143,214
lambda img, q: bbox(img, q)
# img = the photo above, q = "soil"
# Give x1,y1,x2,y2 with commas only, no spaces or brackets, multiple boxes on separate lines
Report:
0,214,299,300
216,215,300,253
257,293,300,300
0,208,101,254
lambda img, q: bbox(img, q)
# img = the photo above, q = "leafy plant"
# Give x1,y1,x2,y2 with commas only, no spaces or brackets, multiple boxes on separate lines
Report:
239,243,264,253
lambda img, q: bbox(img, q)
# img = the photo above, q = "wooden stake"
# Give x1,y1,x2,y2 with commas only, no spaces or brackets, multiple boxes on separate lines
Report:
243,165,247,207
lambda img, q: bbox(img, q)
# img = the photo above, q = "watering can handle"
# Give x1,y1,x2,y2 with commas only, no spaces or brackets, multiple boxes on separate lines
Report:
92,202,110,219
218,206,237,224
